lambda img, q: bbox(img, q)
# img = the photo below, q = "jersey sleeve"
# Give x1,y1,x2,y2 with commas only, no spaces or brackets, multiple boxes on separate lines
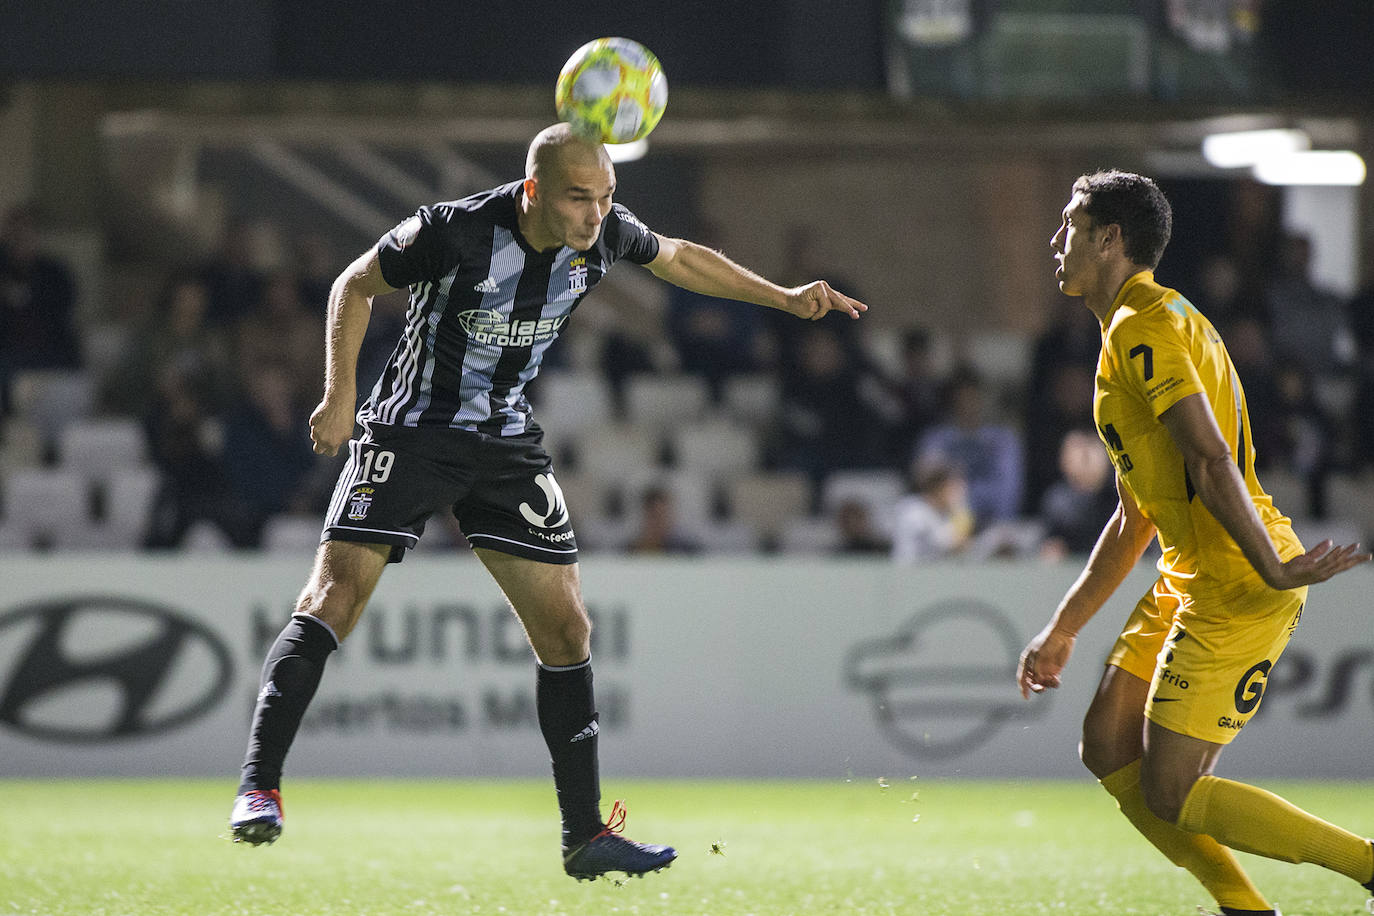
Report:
1108,312,1205,418
376,205,453,289
603,203,660,265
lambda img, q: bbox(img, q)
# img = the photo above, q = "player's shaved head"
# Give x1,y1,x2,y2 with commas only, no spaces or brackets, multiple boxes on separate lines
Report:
526,123,612,182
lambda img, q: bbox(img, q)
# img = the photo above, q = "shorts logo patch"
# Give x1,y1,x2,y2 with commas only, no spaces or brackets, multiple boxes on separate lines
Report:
347,486,375,521
1234,659,1272,714
518,473,569,529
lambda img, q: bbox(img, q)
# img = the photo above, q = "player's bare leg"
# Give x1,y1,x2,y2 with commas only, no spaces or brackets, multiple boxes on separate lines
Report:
231,541,390,845
1082,665,1274,915
476,548,676,880
1143,720,1374,908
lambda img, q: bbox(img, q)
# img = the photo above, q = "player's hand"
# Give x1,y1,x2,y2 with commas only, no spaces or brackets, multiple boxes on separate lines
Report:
784,281,868,321
1266,539,1371,590
1018,624,1076,699
309,396,356,456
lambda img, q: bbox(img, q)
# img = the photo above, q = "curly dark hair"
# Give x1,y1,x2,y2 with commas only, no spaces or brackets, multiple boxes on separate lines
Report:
1072,170,1173,269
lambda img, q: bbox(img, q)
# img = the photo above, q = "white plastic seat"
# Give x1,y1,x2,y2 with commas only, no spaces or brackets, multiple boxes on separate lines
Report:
819,469,907,537
670,419,762,480
9,369,95,443
623,373,709,431
59,417,148,480
0,467,92,548
726,471,813,538
776,516,841,555
573,423,664,485
260,514,325,553
102,467,160,546
533,370,617,440
720,373,781,425
0,418,45,472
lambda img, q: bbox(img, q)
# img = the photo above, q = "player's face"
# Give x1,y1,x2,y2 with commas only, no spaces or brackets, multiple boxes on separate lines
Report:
1050,194,1097,296
539,158,616,251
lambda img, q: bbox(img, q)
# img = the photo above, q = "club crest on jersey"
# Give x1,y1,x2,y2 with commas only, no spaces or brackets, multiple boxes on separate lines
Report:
456,308,567,347
347,486,375,521
568,257,589,294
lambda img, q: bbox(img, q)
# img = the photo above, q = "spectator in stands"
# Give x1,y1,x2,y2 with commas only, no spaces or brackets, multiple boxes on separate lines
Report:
833,497,890,555
1038,428,1118,559
200,219,267,328
777,323,887,481
1224,316,1284,470
101,273,232,417
916,365,1024,531
882,326,944,465
665,220,772,401
232,270,326,406
1348,282,1374,471
222,362,320,538
1265,232,1353,376
626,485,701,554
0,203,81,411
1271,361,1336,518
142,362,256,548
1023,296,1100,513
890,459,972,564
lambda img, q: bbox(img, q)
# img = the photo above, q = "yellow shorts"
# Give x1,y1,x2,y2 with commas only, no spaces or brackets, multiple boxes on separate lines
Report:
1106,575,1307,745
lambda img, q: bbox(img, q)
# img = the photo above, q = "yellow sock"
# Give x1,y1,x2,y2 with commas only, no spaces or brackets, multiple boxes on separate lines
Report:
1178,775,1374,884
1101,760,1270,912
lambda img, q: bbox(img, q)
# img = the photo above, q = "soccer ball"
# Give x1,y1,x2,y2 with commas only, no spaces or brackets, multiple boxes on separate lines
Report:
555,37,668,145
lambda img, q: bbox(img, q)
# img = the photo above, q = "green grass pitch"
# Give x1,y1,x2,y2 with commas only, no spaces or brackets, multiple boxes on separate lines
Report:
2,779,1370,915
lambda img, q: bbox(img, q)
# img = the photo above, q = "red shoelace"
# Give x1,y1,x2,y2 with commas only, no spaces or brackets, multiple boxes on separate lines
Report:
590,799,627,841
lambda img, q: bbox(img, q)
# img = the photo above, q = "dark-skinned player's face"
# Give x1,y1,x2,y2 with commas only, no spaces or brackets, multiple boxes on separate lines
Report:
534,154,616,251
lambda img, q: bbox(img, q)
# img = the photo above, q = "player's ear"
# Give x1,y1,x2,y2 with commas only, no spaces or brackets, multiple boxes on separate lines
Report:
523,177,539,203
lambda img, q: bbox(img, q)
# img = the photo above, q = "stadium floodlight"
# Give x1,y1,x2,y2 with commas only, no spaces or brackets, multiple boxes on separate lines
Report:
605,138,649,163
1252,150,1367,186
1201,128,1309,168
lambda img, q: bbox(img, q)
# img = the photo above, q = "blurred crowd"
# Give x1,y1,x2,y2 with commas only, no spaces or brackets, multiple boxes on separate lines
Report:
2,200,1372,561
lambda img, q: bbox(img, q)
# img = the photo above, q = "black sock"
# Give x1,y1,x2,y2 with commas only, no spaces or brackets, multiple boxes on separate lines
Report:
237,615,338,794
536,659,602,846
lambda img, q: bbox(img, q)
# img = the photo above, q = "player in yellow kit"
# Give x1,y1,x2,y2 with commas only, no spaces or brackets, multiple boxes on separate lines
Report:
1018,169,1374,916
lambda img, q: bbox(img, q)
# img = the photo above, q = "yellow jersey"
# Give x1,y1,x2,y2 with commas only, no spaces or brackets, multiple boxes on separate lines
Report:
1093,271,1303,599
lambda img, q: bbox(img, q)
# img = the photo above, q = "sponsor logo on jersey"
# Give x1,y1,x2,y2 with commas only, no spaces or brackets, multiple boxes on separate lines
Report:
519,473,570,529
456,308,567,347
473,276,500,293
348,486,375,521
568,257,588,294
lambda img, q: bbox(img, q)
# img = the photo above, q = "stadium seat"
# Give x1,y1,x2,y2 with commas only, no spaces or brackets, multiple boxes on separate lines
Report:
0,467,92,549
8,369,96,445
725,471,813,539
819,468,907,537
102,466,159,546
573,422,664,485
669,419,762,481
776,516,841,555
1326,471,1374,543
720,373,781,425
260,514,325,553
58,417,148,480
0,418,45,472
533,370,617,436
623,373,709,431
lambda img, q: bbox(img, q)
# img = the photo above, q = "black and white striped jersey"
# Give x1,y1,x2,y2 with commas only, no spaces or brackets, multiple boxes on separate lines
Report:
363,180,659,435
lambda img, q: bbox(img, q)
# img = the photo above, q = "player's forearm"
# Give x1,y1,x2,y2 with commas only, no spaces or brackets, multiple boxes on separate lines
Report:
655,238,788,310
1188,453,1285,586
321,275,374,401
1051,504,1154,636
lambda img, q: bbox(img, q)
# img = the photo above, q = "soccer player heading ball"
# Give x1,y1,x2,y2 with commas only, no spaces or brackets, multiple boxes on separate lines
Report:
1019,169,1374,916
227,122,866,881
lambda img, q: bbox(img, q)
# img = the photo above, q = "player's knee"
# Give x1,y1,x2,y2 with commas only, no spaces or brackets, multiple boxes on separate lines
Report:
1139,768,1192,824
295,577,364,638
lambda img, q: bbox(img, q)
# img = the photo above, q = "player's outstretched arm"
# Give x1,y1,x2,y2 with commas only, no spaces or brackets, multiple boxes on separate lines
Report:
1159,393,1371,589
310,248,395,456
646,234,867,320
1019,478,1156,699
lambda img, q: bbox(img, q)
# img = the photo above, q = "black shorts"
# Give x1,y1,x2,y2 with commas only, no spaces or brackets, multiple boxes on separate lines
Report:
322,422,578,564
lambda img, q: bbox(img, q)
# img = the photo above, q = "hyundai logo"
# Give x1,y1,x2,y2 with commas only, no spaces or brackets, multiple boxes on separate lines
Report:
845,600,1042,760
0,596,233,742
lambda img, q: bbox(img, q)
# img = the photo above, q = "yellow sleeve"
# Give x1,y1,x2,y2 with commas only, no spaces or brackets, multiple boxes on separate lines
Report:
1107,312,1204,418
